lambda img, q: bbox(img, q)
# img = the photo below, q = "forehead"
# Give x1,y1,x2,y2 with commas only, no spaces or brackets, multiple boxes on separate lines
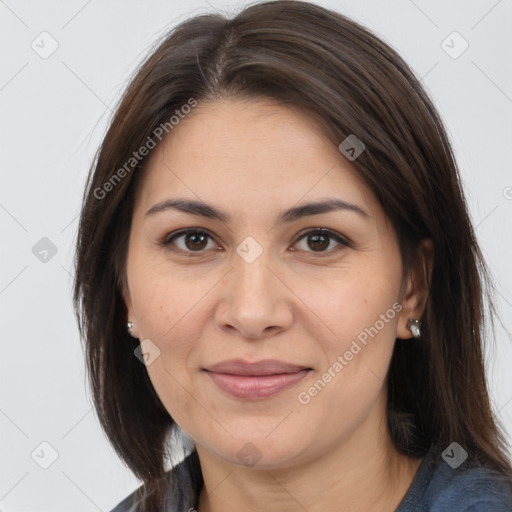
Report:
133,99,375,218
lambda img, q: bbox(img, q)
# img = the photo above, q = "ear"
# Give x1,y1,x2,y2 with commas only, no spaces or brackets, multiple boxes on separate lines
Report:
396,238,434,339
121,279,138,338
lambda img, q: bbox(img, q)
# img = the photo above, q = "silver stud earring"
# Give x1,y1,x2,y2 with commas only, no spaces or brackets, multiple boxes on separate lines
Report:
127,321,135,337
407,318,421,339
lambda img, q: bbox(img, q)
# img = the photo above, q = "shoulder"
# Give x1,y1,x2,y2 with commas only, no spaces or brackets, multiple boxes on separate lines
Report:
428,465,512,511
397,446,512,512
108,451,203,512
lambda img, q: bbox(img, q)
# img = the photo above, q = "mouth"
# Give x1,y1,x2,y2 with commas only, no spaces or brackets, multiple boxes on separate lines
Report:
202,359,313,399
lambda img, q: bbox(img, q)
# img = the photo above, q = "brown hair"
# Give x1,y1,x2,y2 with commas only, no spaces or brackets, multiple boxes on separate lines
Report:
73,1,512,509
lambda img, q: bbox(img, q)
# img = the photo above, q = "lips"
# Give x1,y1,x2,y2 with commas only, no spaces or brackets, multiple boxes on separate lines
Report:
202,359,312,399
203,358,311,375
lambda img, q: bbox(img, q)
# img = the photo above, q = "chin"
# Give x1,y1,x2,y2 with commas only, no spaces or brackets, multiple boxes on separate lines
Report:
203,432,310,470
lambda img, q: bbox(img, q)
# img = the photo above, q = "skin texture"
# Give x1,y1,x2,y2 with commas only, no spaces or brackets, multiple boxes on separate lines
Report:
123,98,433,511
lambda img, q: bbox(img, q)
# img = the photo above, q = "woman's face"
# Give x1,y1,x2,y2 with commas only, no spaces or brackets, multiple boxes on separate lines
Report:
123,98,422,469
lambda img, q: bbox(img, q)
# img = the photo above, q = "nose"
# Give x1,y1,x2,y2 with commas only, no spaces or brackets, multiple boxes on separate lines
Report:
215,253,294,339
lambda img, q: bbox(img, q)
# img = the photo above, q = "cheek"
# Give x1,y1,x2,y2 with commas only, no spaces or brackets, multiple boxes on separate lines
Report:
297,264,401,347
129,255,214,341
294,280,400,442
296,264,401,407
127,265,216,410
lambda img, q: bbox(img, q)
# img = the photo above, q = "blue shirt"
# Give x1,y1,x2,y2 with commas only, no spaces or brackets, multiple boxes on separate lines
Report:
395,445,512,511
110,444,512,511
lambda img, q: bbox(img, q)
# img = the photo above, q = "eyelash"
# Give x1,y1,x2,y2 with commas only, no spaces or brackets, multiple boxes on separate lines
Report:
159,228,353,258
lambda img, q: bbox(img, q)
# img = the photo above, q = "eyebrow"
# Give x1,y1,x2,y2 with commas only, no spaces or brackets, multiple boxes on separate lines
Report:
145,197,370,224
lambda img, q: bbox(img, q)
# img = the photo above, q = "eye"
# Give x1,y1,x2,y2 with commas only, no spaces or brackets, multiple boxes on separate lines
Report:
292,228,351,256
160,229,220,255
160,227,352,257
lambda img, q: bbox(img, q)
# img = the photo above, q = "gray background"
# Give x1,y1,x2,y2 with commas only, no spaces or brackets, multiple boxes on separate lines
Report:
1,0,511,510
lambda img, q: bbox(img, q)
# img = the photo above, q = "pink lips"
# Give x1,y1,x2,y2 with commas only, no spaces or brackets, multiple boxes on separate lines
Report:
203,359,311,399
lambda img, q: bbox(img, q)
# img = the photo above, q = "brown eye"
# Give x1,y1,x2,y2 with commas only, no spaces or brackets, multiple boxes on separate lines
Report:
183,232,209,251
293,229,350,255
161,229,218,254
306,233,330,251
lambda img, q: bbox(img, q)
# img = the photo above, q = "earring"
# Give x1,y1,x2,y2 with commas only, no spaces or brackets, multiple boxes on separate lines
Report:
127,321,135,337
407,318,421,339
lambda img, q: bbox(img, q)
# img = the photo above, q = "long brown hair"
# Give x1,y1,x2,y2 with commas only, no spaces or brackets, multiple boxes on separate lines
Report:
73,1,512,509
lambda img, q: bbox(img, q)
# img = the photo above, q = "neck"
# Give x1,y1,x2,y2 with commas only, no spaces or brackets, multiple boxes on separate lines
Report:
196,398,422,512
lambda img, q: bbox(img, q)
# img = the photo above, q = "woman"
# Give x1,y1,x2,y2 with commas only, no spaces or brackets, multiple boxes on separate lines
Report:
73,1,512,510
